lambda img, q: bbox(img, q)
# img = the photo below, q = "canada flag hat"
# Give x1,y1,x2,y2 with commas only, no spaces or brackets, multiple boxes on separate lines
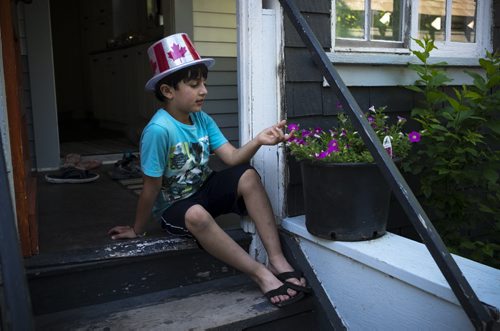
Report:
145,33,215,91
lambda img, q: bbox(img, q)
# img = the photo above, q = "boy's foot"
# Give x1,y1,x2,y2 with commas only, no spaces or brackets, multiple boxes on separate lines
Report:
254,266,301,307
267,262,311,293
275,270,312,293
264,283,305,308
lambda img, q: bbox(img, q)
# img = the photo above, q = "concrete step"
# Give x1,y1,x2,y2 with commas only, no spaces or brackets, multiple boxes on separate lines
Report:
25,229,251,315
35,274,318,331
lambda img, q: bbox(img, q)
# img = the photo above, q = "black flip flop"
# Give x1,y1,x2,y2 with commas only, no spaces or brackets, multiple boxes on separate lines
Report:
264,283,305,308
276,270,313,293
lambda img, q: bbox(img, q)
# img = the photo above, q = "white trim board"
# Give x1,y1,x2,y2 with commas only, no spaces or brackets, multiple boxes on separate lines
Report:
324,61,485,87
237,1,285,218
282,215,499,310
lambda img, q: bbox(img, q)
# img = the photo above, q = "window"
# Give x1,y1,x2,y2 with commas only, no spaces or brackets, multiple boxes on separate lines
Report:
333,0,492,59
335,0,407,48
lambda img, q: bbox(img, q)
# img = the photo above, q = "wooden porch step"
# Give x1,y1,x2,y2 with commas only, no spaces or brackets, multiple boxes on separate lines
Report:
35,274,318,331
25,229,251,316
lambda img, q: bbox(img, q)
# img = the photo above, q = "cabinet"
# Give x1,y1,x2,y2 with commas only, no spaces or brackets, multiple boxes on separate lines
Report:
89,43,160,130
80,0,113,53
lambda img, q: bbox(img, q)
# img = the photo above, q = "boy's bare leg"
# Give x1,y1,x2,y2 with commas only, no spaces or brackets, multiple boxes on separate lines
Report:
237,169,307,287
185,205,297,305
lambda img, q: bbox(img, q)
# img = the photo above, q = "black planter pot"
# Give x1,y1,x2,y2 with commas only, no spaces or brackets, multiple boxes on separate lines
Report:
300,160,391,241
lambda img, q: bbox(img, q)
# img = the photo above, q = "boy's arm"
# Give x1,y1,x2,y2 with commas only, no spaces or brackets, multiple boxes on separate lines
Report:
108,175,162,239
215,120,292,166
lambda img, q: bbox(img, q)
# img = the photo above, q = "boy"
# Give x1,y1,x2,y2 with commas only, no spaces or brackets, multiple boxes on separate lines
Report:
108,33,309,307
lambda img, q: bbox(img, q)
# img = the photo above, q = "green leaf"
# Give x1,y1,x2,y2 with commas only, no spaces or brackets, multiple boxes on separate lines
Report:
466,71,487,91
479,58,496,75
431,73,452,87
427,90,448,103
432,61,448,66
484,168,499,184
463,90,482,100
405,85,423,93
414,38,425,49
429,124,448,131
408,63,427,75
447,97,461,110
485,120,500,134
438,168,450,175
478,203,495,213
414,50,428,63
487,74,500,89
425,39,437,53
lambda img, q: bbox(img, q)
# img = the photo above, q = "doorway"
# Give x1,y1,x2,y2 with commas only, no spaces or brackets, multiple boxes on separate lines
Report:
31,0,241,255
50,0,164,158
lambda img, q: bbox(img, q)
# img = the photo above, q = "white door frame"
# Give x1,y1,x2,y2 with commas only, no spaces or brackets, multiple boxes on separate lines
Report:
237,0,285,220
24,0,60,171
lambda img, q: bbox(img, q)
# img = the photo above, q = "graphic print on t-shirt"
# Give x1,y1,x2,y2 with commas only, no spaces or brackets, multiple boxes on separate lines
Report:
163,135,212,202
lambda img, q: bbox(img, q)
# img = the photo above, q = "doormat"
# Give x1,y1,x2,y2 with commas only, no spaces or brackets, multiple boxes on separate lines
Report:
116,177,143,195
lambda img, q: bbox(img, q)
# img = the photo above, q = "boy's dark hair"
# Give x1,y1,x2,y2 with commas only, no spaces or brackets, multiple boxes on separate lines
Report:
154,64,208,102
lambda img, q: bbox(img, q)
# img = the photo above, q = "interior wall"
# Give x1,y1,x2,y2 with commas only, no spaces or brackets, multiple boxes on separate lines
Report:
50,0,86,121
24,0,60,170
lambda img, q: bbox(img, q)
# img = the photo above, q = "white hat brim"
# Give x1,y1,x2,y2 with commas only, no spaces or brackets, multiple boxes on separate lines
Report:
144,58,215,91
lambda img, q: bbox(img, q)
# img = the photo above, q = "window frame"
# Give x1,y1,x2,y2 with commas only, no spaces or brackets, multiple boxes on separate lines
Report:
331,0,493,61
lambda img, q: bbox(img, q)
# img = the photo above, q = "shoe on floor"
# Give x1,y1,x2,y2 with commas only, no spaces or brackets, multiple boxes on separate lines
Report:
109,153,142,180
45,166,100,184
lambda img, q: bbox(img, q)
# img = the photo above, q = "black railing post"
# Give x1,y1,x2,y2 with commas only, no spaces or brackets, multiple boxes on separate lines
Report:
278,0,495,329
0,132,34,329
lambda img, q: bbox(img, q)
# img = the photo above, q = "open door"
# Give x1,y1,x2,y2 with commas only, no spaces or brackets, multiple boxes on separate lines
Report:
0,0,39,256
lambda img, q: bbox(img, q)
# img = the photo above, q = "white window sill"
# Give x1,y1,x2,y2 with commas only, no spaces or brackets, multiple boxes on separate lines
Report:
324,51,486,86
281,215,500,309
328,52,482,67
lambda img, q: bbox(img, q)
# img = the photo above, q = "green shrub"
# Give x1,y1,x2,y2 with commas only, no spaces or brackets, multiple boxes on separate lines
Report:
402,37,500,268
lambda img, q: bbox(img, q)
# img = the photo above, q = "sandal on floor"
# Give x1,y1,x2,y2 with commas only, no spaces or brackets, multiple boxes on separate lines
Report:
45,166,100,184
276,271,312,293
264,284,305,308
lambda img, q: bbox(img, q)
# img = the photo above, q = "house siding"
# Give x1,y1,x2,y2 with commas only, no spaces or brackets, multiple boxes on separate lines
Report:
283,0,418,237
283,0,497,237
191,0,239,147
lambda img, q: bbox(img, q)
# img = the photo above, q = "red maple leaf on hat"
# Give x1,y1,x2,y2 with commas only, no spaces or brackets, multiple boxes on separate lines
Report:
168,43,187,61
149,59,158,73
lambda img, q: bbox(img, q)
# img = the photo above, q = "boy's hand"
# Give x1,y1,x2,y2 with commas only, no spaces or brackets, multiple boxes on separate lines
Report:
108,225,138,240
257,120,294,146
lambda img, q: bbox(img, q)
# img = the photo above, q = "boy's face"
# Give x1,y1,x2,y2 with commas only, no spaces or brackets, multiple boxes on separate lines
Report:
161,77,208,114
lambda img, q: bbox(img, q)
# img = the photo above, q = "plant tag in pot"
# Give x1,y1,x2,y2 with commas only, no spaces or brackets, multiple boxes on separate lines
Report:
383,136,393,158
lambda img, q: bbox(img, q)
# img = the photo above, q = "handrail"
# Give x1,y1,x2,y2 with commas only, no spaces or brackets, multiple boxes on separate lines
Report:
277,0,496,329
0,131,34,328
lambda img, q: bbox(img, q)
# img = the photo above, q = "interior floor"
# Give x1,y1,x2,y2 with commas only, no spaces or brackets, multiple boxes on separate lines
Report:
58,118,139,156
36,158,240,256
36,164,161,254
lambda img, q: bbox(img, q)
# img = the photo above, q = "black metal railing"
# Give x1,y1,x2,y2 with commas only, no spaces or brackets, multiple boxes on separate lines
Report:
278,0,496,329
0,133,34,329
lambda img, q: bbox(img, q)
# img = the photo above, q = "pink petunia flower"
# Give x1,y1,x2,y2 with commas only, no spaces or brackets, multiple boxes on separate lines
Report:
302,129,312,137
408,131,421,143
288,123,299,132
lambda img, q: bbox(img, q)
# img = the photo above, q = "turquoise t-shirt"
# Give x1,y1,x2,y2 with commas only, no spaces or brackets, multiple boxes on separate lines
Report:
140,109,228,218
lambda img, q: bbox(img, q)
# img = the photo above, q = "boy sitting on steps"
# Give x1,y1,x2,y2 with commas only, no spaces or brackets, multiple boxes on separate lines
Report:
108,33,310,307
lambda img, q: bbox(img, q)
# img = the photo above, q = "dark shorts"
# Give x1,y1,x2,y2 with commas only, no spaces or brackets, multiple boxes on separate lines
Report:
160,163,256,237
